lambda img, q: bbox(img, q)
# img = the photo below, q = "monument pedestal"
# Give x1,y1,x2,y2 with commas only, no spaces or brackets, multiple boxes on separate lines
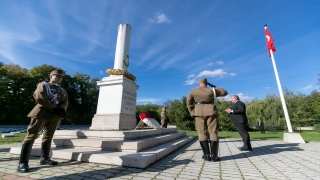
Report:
90,75,139,130
10,128,195,168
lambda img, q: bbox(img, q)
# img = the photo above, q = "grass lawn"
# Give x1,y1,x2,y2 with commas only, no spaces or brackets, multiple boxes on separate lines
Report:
178,130,320,142
0,133,26,145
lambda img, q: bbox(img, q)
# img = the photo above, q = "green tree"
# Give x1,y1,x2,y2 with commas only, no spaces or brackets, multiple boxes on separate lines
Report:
0,64,34,124
170,96,195,130
216,99,235,131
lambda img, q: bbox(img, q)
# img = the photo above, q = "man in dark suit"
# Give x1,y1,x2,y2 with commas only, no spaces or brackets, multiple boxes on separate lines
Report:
257,119,265,134
225,95,252,151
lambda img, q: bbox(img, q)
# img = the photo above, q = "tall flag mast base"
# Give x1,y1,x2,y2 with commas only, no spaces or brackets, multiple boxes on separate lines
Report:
284,133,306,144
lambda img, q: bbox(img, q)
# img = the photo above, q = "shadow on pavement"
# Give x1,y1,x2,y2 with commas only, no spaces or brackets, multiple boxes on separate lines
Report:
220,142,303,161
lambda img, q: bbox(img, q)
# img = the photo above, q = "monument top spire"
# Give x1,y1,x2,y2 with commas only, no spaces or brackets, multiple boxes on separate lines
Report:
114,24,131,71
106,24,135,81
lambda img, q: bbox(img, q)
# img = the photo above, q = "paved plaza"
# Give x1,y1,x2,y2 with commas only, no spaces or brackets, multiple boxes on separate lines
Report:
0,138,320,180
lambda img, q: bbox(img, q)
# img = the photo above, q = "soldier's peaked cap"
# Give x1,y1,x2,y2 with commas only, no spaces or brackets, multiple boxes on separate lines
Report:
198,78,207,84
50,69,64,76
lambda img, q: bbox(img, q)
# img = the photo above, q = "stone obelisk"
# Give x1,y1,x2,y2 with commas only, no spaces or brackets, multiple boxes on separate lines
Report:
90,24,139,130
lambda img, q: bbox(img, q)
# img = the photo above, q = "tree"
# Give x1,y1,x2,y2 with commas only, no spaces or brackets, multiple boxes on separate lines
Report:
216,99,236,131
0,64,34,124
169,96,195,130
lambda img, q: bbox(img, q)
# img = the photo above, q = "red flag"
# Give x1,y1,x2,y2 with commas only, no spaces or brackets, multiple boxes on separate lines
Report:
264,25,276,57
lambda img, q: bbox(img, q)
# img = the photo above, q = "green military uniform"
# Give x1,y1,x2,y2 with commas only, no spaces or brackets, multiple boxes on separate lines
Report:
160,108,169,128
17,69,68,173
24,81,68,143
186,78,227,161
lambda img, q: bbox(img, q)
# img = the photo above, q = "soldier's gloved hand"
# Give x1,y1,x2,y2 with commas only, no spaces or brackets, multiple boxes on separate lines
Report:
53,107,67,119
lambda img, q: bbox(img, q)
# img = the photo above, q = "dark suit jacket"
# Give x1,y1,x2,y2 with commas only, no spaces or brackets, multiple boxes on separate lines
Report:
229,101,248,124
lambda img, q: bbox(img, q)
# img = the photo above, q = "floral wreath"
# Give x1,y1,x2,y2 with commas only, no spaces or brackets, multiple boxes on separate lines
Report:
106,69,136,81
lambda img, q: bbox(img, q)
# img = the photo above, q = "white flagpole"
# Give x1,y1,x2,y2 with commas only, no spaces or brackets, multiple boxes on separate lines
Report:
269,49,293,132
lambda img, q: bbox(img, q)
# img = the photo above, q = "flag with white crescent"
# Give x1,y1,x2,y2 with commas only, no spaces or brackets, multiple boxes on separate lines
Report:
265,25,276,57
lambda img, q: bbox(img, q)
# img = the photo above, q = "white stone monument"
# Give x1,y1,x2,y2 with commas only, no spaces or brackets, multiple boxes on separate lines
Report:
90,24,139,130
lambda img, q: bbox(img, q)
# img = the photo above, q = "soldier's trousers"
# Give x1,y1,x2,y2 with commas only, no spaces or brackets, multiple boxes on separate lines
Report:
23,118,61,144
195,114,219,141
161,120,168,128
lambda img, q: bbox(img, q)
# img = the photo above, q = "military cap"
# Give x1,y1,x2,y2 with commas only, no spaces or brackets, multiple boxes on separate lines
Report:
50,69,64,76
198,78,208,84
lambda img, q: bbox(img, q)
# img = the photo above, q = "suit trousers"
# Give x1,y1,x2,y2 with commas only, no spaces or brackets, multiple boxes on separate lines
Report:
234,123,252,149
23,118,61,144
195,114,218,141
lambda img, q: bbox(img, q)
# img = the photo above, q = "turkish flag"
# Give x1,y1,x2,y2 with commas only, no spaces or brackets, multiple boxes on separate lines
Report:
265,26,276,57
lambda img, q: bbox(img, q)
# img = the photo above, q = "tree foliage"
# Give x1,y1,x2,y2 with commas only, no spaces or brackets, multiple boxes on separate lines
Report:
0,63,99,125
1,62,319,131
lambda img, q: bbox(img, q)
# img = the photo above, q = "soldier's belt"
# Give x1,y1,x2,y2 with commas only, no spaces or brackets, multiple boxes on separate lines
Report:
196,101,214,104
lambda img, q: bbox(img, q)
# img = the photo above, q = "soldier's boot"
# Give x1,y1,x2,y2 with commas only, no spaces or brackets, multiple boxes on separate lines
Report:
39,141,58,165
199,141,211,161
17,143,33,173
210,140,220,162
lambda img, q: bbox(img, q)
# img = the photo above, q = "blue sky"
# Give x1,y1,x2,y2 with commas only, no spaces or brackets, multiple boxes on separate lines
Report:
1,0,319,105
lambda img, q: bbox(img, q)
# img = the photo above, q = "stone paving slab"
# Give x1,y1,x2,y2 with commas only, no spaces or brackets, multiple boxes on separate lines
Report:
1,139,320,180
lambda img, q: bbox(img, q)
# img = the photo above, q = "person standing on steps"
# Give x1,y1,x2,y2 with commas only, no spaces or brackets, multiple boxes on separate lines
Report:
160,106,169,128
17,69,68,173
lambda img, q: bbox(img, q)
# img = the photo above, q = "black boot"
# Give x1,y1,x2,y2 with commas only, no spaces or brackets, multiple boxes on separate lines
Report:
210,140,220,162
199,141,211,161
40,141,58,165
17,143,33,173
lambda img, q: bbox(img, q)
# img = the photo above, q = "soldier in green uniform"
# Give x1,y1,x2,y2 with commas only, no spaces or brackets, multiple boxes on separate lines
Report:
17,69,68,173
160,106,169,128
186,78,228,162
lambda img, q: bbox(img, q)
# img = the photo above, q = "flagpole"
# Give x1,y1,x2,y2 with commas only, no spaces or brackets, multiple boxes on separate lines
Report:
269,49,293,132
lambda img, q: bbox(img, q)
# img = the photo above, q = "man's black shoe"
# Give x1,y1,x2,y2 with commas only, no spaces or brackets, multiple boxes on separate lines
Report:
17,163,29,173
239,146,252,151
40,158,58,165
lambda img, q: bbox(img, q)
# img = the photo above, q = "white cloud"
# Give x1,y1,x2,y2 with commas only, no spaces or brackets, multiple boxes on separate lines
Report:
224,93,253,102
148,13,171,24
215,61,224,65
99,71,104,75
207,62,214,66
197,69,227,78
185,79,196,85
302,85,312,90
137,98,160,103
185,69,234,85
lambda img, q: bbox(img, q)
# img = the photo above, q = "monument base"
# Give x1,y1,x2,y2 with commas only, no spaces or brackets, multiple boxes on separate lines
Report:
283,132,306,144
10,128,195,168
90,113,136,130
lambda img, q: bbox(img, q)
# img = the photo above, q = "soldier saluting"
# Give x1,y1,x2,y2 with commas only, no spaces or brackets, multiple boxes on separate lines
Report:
17,69,68,173
186,78,228,162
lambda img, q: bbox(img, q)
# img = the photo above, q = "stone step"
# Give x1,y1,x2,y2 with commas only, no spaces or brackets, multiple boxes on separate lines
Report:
10,136,195,168
52,128,177,139
1,133,14,138
34,132,186,152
